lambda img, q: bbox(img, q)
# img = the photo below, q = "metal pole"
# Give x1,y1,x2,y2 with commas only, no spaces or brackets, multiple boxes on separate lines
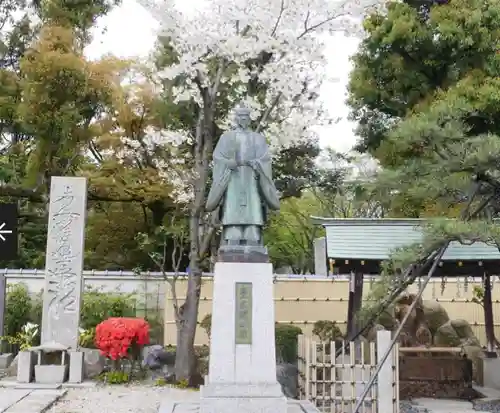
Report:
353,241,450,413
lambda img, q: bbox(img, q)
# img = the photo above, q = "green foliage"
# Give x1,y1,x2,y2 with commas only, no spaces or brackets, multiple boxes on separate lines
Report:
0,322,39,351
97,370,130,384
472,286,485,307
4,284,33,337
264,193,325,273
79,286,136,333
347,0,500,324
144,312,165,345
312,321,343,342
155,377,167,386
348,0,500,157
275,324,303,364
175,378,190,389
199,315,302,363
200,314,212,339
5,284,138,350
78,327,96,348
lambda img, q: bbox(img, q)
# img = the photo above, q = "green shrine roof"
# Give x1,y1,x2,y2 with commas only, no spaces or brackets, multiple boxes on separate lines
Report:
311,217,500,261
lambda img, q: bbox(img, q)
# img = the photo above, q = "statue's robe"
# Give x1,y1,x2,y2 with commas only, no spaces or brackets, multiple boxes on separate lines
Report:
206,128,280,227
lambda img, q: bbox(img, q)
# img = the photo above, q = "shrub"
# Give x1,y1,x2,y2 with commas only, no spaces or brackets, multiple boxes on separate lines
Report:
4,284,34,337
312,320,343,342
80,287,136,332
200,314,302,363
200,313,212,339
144,312,164,345
95,317,150,360
5,285,138,350
275,324,302,364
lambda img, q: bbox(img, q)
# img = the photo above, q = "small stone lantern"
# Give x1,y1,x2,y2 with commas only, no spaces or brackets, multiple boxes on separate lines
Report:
30,341,69,384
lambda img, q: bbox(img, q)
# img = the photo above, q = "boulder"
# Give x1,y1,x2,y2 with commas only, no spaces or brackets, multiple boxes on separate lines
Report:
463,344,483,380
366,324,385,342
80,348,106,379
277,363,298,399
143,345,175,370
422,301,450,333
6,354,18,377
415,324,432,346
142,345,175,381
451,319,480,346
377,307,398,330
434,321,461,346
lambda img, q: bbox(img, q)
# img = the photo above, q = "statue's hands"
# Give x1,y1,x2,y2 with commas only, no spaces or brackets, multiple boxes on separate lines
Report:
228,159,238,170
245,160,258,169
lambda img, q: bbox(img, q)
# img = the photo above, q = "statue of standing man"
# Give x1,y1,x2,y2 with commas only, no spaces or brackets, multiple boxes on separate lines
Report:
206,105,280,250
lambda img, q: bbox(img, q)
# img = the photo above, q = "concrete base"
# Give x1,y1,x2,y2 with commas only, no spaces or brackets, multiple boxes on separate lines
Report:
17,351,36,383
482,357,500,390
185,260,303,413
208,261,278,383
0,353,13,369
159,399,319,413
34,365,68,384
0,378,97,389
68,351,84,383
199,383,287,413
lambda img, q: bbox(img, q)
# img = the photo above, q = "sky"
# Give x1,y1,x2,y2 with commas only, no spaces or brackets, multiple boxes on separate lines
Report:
85,0,361,153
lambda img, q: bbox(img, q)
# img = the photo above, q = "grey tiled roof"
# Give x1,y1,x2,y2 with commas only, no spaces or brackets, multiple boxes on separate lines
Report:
311,217,500,261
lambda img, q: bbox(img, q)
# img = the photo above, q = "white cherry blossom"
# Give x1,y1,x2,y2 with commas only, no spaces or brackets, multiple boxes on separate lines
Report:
137,0,382,147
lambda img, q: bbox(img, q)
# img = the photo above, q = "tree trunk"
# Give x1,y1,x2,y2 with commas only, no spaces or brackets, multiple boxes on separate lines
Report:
483,271,496,354
346,272,364,340
174,216,203,381
174,269,201,381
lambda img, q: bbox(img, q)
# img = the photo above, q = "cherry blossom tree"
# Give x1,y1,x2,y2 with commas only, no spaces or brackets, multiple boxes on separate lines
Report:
138,0,383,381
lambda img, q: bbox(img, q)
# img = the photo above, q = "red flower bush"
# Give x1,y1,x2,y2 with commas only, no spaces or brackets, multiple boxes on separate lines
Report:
95,317,150,360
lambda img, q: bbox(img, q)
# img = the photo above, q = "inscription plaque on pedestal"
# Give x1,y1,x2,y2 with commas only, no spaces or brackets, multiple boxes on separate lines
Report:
41,177,87,349
235,282,252,345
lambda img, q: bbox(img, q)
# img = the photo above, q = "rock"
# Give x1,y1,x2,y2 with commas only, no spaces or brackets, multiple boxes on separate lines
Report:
377,307,398,330
415,324,432,346
422,301,450,333
366,324,385,342
6,354,18,376
142,345,175,370
463,344,483,380
434,321,461,346
142,345,176,382
80,347,106,379
276,363,298,399
451,319,480,346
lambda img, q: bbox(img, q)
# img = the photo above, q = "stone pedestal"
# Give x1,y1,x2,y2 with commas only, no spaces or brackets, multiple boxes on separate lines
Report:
481,356,500,390
0,353,13,369
200,261,286,413
158,259,319,413
17,351,36,383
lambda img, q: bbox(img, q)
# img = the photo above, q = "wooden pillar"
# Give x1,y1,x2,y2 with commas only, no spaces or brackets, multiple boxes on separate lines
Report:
346,271,364,340
483,271,497,355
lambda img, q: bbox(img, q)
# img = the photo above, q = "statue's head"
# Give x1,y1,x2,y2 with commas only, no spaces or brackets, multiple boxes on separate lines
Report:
234,106,251,128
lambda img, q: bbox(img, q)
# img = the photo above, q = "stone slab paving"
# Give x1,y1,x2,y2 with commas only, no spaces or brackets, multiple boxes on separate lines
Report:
0,389,31,413
0,388,66,413
413,398,490,413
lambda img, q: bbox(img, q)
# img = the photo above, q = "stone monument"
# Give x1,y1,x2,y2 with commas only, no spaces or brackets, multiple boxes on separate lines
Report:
17,176,87,385
159,105,318,413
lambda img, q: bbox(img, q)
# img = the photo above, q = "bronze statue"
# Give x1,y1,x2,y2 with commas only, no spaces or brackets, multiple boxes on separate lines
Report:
206,105,280,248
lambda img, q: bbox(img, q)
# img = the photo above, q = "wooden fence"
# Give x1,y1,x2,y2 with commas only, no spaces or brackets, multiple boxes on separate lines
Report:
297,331,399,413
164,276,500,346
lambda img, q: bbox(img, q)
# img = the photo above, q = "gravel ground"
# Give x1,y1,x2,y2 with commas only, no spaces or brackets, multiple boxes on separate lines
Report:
400,400,429,413
41,385,432,413
473,398,500,412
48,384,200,413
